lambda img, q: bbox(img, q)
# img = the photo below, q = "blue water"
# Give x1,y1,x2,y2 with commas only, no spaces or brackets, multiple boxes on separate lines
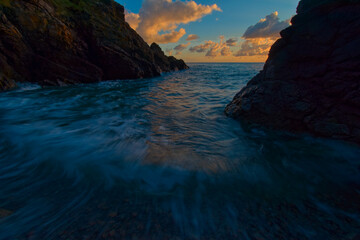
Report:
0,63,359,239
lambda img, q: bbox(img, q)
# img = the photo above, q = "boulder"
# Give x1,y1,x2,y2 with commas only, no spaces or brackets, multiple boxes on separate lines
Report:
226,0,360,144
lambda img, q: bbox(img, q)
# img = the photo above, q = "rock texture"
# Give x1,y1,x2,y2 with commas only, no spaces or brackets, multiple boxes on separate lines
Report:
0,0,188,90
226,0,360,143
150,43,188,73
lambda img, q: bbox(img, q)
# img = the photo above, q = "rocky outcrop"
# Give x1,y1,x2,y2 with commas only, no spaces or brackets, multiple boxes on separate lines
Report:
150,43,188,73
226,0,360,143
0,0,188,90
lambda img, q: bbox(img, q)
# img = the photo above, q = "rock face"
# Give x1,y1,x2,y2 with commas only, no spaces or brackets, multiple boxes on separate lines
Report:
226,0,360,143
0,0,188,90
150,43,188,73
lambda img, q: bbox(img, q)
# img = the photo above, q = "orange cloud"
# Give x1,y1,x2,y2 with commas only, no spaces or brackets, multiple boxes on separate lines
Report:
186,34,199,41
189,41,214,53
189,37,233,58
125,11,140,30
235,11,290,58
221,46,232,56
226,38,238,46
234,38,274,57
174,42,191,55
125,0,221,44
205,42,223,58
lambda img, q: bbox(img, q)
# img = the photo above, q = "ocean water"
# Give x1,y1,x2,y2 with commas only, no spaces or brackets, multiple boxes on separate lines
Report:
0,63,359,239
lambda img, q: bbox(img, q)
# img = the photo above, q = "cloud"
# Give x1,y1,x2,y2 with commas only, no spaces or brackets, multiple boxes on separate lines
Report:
190,36,232,58
125,11,140,30
242,11,290,39
186,34,199,41
125,0,221,44
174,42,191,51
206,42,224,57
235,11,290,57
189,41,214,53
205,48,219,57
221,46,232,56
155,28,186,44
165,48,173,56
234,38,274,57
174,42,191,55
226,38,238,46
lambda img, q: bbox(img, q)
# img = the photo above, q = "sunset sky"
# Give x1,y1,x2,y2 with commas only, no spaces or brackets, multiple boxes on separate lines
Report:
116,0,299,62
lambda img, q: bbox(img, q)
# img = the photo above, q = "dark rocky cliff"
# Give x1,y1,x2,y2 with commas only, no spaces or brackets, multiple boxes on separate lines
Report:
226,0,360,144
0,0,188,90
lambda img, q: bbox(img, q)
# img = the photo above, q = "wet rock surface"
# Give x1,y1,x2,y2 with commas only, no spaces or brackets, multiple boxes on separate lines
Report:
226,0,360,144
0,0,188,90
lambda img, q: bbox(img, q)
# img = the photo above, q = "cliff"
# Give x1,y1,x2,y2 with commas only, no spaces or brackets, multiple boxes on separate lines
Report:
0,0,188,90
226,0,360,144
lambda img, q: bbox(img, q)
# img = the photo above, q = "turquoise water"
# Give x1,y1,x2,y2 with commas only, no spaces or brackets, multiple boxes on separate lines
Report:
0,63,359,239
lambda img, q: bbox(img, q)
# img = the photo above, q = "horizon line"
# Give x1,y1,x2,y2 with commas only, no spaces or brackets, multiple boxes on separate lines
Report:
185,61,265,63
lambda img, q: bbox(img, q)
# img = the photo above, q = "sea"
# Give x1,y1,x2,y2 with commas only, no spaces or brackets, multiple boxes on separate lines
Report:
0,63,359,239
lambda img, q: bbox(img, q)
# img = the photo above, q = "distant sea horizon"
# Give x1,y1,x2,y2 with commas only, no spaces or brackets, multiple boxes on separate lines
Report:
184,62,265,64
185,61,265,64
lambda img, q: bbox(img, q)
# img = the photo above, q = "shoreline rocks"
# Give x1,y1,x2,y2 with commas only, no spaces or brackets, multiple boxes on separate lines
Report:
226,0,360,144
0,0,188,91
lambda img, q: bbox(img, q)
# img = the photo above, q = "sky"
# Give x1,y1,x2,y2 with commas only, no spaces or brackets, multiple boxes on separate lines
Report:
115,0,300,62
